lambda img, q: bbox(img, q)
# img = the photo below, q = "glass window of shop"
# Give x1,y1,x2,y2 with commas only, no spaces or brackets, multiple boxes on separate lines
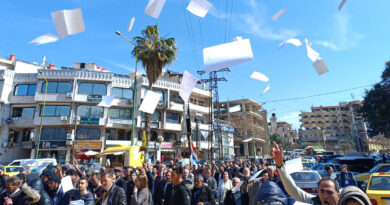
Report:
38,150,67,164
40,105,70,117
141,110,161,121
14,84,36,96
78,83,107,95
108,108,131,119
166,112,181,123
12,107,35,118
41,81,72,93
77,106,104,118
41,127,67,140
163,132,177,142
76,128,101,140
105,129,130,141
111,87,132,99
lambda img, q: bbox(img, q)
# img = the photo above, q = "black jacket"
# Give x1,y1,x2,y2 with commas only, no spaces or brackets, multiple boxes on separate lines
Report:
153,180,167,205
126,180,136,205
0,175,8,194
0,190,30,205
26,173,52,205
214,173,222,185
146,171,154,193
191,185,216,205
96,184,127,205
164,182,174,205
224,189,249,205
168,182,191,205
115,177,127,191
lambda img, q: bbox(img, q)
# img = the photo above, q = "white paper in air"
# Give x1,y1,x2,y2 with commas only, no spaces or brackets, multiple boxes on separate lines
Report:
285,158,304,174
249,169,264,182
229,105,241,113
338,0,347,11
203,39,254,73
61,176,74,193
200,130,209,139
272,8,286,21
144,0,167,19
97,96,115,107
28,33,59,45
250,71,269,82
305,38,321,62
263,84,271,94
139,90,162,114
313,59,329,76
278,38,302,50
231,181,244,193
187,0,212,18
127,17,135,32
179,71,199,103
51,8,85,39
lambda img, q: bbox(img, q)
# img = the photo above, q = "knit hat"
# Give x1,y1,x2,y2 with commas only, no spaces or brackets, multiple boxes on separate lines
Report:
48,173,61,183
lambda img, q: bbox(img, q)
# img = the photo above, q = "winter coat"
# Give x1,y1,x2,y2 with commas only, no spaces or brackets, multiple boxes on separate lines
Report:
96,184,127,205
26,173,52,205
224,189,249,205
131,188,152,205
216,179,232,203
191,185,216,205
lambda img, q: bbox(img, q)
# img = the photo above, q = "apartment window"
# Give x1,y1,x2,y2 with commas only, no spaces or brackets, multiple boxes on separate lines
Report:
77,106,104,118
166,112,181,123
40,105,70,117
76,128,100,140
111,87,132,99
12,107,35,118
78,83,107,95
141,111,161,121
303,116,308,118
304,122,309,124
163,132,177,142
170,93,184,104
21,128,33,142
41,127,67,140
108,108,131,119
14,84,36,96
42,82,72,93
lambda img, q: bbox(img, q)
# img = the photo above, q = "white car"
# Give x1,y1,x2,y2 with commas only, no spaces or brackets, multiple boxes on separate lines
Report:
290,170,322,195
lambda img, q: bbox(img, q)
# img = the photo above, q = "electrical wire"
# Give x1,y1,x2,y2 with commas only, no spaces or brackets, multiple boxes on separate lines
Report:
181,0,200,69
228,0,234,40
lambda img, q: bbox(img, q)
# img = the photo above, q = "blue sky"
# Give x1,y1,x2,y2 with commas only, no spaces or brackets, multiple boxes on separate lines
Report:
0,0,389,129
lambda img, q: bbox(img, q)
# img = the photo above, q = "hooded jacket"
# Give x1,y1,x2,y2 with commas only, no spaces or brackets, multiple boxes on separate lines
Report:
255,181,288,205
338,186,372,205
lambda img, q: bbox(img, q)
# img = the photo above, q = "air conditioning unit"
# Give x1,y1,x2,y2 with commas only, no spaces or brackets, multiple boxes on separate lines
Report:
1,142,7,148
60,116,68,121
66,93,72,98
66,134,74,140
66,140,73,146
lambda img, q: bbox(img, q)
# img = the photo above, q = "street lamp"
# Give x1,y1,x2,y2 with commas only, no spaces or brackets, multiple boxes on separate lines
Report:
36,70,48,158
115,31,138,146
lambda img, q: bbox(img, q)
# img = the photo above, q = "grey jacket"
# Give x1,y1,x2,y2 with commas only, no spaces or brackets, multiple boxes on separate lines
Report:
131,188,152,205
338,186,372,205
204,176,218,193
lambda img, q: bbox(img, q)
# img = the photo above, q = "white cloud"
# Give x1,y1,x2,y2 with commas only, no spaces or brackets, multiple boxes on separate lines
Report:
105,60,135,72
279,111,300,129
314,13,365,51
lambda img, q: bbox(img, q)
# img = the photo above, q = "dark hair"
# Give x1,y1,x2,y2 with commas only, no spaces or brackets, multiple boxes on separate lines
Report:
66,169,77,176
194,174,204,181
102,171,115,178
325,166,333,172
173,166,184,175
318,178,340,193
7,176,20,186
79,176,89,184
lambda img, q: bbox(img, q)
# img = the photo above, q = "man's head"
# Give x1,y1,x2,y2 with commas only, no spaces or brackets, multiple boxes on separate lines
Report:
47,174,61,192
172,167,183,186
219,165,225,173
318,178,340,205
6,176,20,194
341,164,349,173
243,167,250,178
166,171,172,182
125,167,133,177
170,160,174,166
194,174,204,189
267,167,275,177
147,164,153,171
78,176,89,191
232,177,240,189
90,173,101,186
54,165,62,174
202,168,211,178
40,170,53,184
101,171,115,190
183,168,189,179
114,168,123,178
325,166,334,174
66,169,78,182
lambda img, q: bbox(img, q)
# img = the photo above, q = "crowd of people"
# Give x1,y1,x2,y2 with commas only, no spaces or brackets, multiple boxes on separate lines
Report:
0,142,374,205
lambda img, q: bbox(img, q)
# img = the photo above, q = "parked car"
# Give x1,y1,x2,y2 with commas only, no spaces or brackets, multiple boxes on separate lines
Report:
310,163,341,178
332,157,376,173
302,157,316,164
290,171,321,194
292,149,306,157
319,154,343,163
355,163,390,186
0,166,25,177
8,158,57,174
364,172,390,205
303,163,315,170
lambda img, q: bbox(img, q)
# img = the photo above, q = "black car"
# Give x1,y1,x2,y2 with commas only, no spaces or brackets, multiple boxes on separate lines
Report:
332,157,376,173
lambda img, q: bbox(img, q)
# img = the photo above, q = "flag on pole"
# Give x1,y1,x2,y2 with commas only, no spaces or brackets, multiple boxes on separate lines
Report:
190,142,199,165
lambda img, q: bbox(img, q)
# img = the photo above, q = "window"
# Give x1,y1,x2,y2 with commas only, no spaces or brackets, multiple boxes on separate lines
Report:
14,84,36,96
78,83,107,95
163,132,177,142
170,93,183,104
12,107,35,118
111,87,132,99
108,108,131,119
41,82,72,93
77,106,104,118
41,127,67,140
76,128,101,140
141,111,161,121
40,105,70,117
21,128,33,141
166,112,181,123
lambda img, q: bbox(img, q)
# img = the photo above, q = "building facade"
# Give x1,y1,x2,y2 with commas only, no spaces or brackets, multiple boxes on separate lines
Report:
269,113,297,144
299,100,368,152
0,55,213,164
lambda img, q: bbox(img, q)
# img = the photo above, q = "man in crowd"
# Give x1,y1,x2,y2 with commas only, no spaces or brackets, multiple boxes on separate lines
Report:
191,174,215,205
202,168,217,193
336,164,357,188
241,167,261,205
214,166,224,185
47,173,69,205
169,167,191,205
65,169,79,187
267,167,279,182
224,177,249,205
154,171,171,205
78,176,94,205
97,171,126,205
250,161,257,175
114,168,127,190
89,172,104,201
0,176,30,205
126,171,137,205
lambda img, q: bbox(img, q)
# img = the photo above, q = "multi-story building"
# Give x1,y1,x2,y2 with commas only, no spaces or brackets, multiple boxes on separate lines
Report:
0,54,212,164
269,113,297,144
299,100,368,152
217,99,268,158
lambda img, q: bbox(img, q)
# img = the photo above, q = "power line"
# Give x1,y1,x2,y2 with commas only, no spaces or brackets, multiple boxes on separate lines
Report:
228,0,234,40
181,0,200,69
261,84,373,104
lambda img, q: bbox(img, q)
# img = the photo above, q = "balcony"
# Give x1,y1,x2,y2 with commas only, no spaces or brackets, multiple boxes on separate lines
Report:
10,117,35,127
169,101,184,111
35,93,73,102
105,140,132,146
106,118,133,128
189,103,209,113
33,116,71,126
165,122,182,131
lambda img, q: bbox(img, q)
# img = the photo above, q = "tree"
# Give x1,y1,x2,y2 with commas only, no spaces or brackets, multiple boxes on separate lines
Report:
360,61,390,138
132,25,177,161
270,133,283,145
339,141,355,155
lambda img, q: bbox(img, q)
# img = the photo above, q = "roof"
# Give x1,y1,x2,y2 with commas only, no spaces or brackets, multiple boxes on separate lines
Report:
372,172,390,176
218,99,262,108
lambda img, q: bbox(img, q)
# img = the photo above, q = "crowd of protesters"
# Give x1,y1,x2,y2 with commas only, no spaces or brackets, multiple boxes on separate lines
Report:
0,142,373,205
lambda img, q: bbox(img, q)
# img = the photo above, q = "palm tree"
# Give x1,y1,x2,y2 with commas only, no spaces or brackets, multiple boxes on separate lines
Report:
132,25,177,162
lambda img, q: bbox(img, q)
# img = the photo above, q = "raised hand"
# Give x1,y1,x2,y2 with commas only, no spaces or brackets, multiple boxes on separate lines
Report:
271,141,284,168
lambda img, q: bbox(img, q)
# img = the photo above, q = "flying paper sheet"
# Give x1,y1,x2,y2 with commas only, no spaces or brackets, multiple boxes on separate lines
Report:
229,105,241,113
313,59,329,76
61,176,74,192
231,181,244,193
272,8,286,21
338,0,347,11
203,38,254,73
127,17,135,32
97,96,115,107
305,38,321,62
250,71,269,82
179,71,199,103
278,38,302,50
285,157,304,174
139,90,162,114
187,0,212,18
28,33,59,45
263,84,271,94
144,0,167,19
249,169,264,182
51,8,85,39
200,130,209,139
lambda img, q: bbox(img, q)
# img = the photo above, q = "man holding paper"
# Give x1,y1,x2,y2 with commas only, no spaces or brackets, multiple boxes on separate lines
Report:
224,178,249,205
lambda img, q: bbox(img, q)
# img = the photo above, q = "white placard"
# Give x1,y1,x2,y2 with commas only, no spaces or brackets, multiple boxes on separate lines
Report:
203,38,254,73
51,8,85,38
263,84,271,94
179,71,199,103
139,90,162,114
186,0,212,18
313,59,329,76
305,38,321,62
250,71,269,82
97,96,115,107
200,130,209,139
28,33,59,45
144,0,167,19
61,176,74,193
231,181,244,193
278,38,302,50
285,158,304,174
229,105,241,113
338,0,347,11
249,169,264,182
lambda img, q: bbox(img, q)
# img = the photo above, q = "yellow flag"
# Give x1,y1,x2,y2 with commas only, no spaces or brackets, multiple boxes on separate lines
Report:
128,146,144,168
142,130,147,148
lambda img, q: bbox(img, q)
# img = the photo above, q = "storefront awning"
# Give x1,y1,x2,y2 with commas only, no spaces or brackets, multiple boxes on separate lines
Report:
242,137,265,143
103,145,132,153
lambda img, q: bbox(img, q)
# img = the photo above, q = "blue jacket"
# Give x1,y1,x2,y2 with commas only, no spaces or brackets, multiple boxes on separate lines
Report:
336,172,357,188
51,186,69,205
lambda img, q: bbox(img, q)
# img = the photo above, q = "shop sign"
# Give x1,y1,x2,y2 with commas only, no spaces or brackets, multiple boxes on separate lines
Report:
73,140,102,150
161,142,172,149
87,95,102,102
